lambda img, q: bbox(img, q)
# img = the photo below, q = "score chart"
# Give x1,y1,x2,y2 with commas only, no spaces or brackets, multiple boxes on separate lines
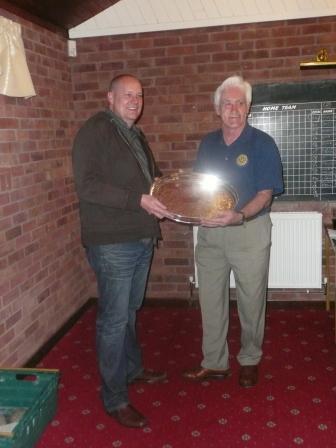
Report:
248,101,336,200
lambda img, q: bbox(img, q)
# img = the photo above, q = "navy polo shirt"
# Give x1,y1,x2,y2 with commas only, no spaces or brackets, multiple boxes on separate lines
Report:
194,124,284,213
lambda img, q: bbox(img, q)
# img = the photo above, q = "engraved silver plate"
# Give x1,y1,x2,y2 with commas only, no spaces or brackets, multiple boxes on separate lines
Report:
150,171,238,224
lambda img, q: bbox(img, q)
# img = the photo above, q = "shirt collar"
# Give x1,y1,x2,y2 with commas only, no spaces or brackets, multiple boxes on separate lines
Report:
220,123,251,147
105,109,141,136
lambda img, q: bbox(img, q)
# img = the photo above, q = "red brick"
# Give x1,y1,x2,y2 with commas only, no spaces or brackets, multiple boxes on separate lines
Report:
271,47,300,58
241,29,270,39
301,24,332,34
164,258,190,266
182,34,209,44
140,48,166,58
0,129,16,141
6,310,22,330
126,38,153,49
184,54,211,65
167,46,195,56
154,57,182,66
210,31,240,41
5,226,22,241
8,249,25,265
25,320,39,337
2,203,20,217
154,37,180,47
0,193,10,206
0,329,15,347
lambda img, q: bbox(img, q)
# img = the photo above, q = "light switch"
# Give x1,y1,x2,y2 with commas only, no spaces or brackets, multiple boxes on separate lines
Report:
67,40,77,57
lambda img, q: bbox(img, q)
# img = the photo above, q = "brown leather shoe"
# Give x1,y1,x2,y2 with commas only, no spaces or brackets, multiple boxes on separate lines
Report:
131,369,167,384
107,404,148,428
239,365,258,388
183,366,231,381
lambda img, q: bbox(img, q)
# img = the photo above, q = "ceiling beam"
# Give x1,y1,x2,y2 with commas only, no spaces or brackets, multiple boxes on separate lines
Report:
0,0,66,35
0,0,122,36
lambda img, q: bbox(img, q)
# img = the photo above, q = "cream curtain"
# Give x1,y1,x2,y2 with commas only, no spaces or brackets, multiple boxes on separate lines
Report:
0,16,36,98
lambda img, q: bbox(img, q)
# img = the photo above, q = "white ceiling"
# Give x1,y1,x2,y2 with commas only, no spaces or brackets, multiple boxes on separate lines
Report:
69,0,336,39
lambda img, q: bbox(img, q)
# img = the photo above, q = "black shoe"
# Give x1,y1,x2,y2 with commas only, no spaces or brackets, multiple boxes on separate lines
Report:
183,366,231,381
131,369,167,384
107,404,148,428
239,365,258,388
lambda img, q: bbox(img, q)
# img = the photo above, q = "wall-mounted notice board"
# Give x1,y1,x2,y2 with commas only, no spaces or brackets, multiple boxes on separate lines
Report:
248,80,336,200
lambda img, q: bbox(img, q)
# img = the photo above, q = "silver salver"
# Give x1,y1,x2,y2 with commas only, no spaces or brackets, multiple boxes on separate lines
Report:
150,171,238,224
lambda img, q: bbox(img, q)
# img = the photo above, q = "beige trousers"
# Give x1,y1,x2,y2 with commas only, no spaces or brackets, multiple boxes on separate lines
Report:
196,213,272,369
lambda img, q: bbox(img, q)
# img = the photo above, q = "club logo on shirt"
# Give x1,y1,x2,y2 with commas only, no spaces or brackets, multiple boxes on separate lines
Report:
236,154,248,166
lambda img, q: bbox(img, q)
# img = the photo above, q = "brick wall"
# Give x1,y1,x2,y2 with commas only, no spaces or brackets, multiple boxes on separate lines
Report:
0,11,92,366
72,16,336,301
1,13,335,365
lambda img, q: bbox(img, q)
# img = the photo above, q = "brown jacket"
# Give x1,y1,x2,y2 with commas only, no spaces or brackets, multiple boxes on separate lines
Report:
72,111,161,246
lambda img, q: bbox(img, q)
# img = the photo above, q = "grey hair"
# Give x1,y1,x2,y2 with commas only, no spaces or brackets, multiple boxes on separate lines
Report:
214,75,252,110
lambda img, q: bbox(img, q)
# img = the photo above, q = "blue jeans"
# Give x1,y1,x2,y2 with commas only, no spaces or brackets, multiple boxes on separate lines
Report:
86,238,154,412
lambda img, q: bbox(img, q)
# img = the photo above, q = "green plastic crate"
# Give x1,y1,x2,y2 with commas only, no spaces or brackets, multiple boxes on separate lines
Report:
0,368,59,448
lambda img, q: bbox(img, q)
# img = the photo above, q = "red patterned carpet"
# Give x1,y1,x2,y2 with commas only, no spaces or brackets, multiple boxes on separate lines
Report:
36,304,336,448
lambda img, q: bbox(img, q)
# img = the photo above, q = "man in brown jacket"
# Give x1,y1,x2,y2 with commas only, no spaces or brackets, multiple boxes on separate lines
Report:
72,74,171,428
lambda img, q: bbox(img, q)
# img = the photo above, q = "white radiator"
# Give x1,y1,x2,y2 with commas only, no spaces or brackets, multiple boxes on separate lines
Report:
193,212,322,289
